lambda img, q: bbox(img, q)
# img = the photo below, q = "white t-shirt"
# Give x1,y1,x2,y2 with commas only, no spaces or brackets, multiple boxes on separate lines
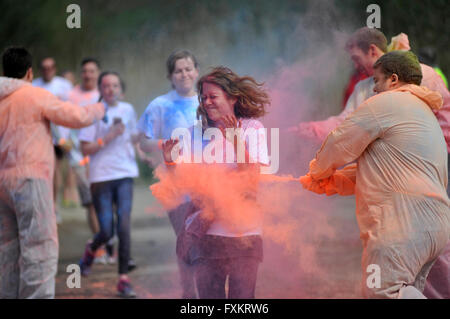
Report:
60,86,101,166
78,101,139,183
32,76,73,101
137,90,198,140
185,118,269,237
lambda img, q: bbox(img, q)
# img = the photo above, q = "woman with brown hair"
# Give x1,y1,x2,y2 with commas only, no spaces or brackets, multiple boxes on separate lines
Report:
161,66,270,299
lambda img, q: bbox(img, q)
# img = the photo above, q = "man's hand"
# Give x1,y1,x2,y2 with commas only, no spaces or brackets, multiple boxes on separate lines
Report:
300,174,327,194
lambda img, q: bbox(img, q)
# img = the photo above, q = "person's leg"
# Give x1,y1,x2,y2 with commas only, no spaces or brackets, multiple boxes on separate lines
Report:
423,242,450,298
0,186,20,298
194,258,227,299
74,165,99,234
114,178,133,275
90,181,114,251
63,163,78,207
447,153,450,198
398,286,427,299
169,202,198,298
424,154,450,298
228,257,260,299
178,258,197,298
361,231,440,299
87,204,100,234
15,179,58,299
53,151,63,223
113,178,137,298
411,257,437,296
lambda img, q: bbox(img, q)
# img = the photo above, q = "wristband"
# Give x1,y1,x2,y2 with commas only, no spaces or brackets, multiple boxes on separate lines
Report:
79,156,90,166
97,138,105,147
164,161,176,166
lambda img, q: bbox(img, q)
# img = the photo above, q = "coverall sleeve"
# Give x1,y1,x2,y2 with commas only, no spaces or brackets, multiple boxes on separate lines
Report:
308,86,361,141
40,90,105,128
310,101,383,180
427,76,450,151
300,163,357,196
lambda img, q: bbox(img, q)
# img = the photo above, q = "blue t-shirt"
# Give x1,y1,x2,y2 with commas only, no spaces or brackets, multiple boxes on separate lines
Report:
137,90,199,140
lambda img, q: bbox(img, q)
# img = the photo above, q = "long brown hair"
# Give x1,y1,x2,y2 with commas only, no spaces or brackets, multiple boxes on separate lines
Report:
196,66,270,127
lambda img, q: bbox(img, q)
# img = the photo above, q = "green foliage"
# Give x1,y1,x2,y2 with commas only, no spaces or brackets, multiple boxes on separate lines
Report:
1,0,448,112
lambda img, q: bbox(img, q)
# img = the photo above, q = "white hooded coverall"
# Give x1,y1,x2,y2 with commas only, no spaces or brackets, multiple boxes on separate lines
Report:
306,84,450,298
0,77,104,298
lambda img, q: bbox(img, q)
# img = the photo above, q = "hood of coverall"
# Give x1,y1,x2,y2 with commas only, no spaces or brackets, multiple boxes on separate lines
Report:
0,76,30,101
392,84,443,111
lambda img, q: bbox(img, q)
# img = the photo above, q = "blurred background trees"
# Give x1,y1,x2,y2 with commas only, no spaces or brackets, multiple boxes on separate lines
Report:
1,0,448,109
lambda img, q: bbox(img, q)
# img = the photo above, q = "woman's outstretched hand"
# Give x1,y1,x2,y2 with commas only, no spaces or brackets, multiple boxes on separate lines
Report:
161,138,179,163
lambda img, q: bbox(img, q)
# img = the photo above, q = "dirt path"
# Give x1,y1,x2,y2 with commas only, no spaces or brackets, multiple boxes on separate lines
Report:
55,182,362,299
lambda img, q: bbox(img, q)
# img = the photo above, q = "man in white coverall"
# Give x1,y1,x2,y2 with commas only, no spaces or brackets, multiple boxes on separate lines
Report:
295,27,450,299
0,47,105,298
301,51,449,298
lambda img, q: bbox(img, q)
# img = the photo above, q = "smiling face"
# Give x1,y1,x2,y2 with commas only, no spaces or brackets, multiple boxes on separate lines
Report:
170,57,199,97
200,82,236,123
99,74,122,105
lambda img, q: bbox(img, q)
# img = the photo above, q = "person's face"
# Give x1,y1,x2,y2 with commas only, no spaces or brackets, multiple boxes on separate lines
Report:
63,71,76,85
100,74,122,105
201,82,236,123
41,58,56,82
81,62,100,90
170,57,199,96
348,46,378,76
373,67,397,94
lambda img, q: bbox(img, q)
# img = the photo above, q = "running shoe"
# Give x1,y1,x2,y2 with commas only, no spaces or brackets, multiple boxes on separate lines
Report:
117,279,137,298
79,242,95,276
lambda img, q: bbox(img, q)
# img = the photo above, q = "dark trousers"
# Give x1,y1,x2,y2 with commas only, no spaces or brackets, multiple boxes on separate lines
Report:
90,178,133,274
194,256,260,299
168,202,198,298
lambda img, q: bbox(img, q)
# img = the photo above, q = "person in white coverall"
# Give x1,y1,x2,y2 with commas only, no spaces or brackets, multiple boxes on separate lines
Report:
0,47,105,299
301,51,449,298
295,27,450,299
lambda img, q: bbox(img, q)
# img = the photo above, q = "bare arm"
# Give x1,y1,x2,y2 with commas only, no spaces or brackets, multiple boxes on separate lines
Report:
139,134,161,153
80,122,125,156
